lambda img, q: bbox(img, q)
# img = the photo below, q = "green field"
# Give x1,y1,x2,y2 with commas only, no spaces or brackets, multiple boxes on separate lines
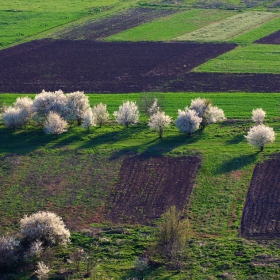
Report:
230,16,280,43
1,92,280,278
106,9,236,41
0,0,139,49
177,11,278,42
195,44,280,74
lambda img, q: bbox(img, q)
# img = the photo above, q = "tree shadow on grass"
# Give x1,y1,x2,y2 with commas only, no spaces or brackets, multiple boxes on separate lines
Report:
216,152,259,174
226,134,245,145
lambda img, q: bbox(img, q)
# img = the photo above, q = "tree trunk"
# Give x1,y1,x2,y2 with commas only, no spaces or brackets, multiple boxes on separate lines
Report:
260,145,264,152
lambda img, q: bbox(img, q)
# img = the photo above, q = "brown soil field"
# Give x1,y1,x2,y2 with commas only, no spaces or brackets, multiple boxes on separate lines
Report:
241,157,280,238
105,155,201,224
0,39,236,93
255,29,280,44
53,8,178,40
168,72,280,92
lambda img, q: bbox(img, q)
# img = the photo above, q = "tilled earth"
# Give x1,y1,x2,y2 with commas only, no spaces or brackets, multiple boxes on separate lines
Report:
0,39,236,93
255,29,280,44
241,156,280,238
52,7,178,40
106,155,201,224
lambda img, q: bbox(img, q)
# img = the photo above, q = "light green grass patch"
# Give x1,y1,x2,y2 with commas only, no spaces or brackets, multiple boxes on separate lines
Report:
230,16,280,44
106,9,236,41
195,44,280,74
177,11,278,42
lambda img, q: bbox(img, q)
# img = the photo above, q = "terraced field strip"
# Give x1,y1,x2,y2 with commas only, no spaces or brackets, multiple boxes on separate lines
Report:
241,156,280,238
230,16,280,44
106,9,236,42
0,0,139,49
195,44,280,74
52,8,178,40
176,12,278,42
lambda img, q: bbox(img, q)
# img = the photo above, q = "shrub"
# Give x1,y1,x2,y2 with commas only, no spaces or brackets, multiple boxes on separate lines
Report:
245,124,276,151
114,101,139,128
20,211,70,247
148,111,172,138
14,96,33,124
2,106,27,129
35,261,50,280
44,112,68,138
252,108,266,124
175,108,202,135
0,236,20,269
148,98,159,116
92,103,109,127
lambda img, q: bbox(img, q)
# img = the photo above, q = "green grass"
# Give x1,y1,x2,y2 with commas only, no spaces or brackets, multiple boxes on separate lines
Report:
176,11,279,42
1,92,280,278
106,9,236,41
195,44,280,74
0,0,139,49
230,16,280,44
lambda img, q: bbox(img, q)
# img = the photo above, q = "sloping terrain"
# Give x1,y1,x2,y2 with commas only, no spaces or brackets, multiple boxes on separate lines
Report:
241,156,280,238
52,7,178,40
106,155,201,224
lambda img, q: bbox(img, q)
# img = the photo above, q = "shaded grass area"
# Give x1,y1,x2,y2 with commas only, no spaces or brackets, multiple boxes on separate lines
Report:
176,12,278,42
106,9,236,42
195,44,280,74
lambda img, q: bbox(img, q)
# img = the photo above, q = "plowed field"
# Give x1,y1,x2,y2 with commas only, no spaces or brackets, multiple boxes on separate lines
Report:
0,39,236,93
241,157,280,238
255,29,280,44
106,156,201,224
53,8,178,40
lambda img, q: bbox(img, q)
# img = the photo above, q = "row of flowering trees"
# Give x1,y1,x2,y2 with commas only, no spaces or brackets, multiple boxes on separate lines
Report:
0,90,276,151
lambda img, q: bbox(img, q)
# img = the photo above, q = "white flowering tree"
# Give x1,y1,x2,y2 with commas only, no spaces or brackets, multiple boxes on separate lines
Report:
35,261,50,280
148,98,159,116
190,98,225,130
20,211,70,247
65,91,90,125
32,90,67,123
114,101,139,128
245,124,276,151
44,112,68,138
252,108,266,124
82,108,96,133
0,236,20,269
2,107,27,129
148,111,172,138
92,103,109,127
14,96,33,124
175,107,202,135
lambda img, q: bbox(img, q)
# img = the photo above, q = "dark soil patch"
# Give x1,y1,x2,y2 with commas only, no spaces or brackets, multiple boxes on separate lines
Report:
255,29,280,44
105,155,201,225
0,39,236,93
167,72,280,92
53,8,178,40
241,157,280,238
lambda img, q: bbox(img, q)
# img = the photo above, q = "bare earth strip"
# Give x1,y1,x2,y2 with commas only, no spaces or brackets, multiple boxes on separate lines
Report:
255,29,280,44
0,39,236,93
241,157,280,238
106,156,201,225
177,12,278,42
51,8,178,40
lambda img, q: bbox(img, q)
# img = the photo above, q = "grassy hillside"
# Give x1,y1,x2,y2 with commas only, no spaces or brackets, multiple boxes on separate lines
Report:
1,92,280,278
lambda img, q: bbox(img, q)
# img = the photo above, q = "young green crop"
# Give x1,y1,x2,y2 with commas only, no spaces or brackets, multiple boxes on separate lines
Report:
195,44,280,74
